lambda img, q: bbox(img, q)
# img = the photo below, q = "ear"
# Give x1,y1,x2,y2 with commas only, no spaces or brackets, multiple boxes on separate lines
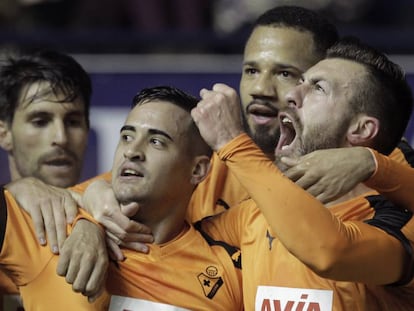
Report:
346,115,379,146
0,120,13,152
190,155,211,185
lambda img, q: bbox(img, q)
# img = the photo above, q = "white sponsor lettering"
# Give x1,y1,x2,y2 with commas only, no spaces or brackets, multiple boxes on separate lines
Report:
109,295,190,311
255,286,333,311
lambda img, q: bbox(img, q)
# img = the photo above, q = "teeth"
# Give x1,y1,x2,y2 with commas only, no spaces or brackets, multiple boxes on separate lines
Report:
282,117,292,124
124,169,138,175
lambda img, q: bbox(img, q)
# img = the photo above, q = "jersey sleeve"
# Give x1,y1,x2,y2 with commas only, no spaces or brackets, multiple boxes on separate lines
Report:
69,171,112,194
197,199,255,248
364,195,414,285
365,146,414,212
217,134,413,285
0,189,56,286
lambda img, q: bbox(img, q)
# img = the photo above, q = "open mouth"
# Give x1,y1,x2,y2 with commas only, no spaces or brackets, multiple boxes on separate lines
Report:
276,112,297,153
121,168,144,177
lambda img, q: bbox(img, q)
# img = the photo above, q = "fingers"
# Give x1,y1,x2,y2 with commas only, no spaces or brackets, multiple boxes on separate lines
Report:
124,220,152,236
105,230,151,254
122,241,150,254
120,202,140,218
57,219,109,301
53,205,68,252
107,238,125,261
64,196,78,224
41,202,59,254
99,207,153,243
30,204,47,246
63,253,107,300
82,260,108,299
56,249,70,277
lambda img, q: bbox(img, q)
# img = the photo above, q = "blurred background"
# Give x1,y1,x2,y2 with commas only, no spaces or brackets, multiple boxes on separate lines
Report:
1,0,414,182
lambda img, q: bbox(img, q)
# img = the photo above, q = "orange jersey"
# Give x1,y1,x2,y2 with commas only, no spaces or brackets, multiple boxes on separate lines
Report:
72,141,414,224
0,187,242,310
366,142,414,211
198,134,414,311
201,198,414,311
106,224,243,310
187,153,249,222
79,158,249,223
0,190,108,311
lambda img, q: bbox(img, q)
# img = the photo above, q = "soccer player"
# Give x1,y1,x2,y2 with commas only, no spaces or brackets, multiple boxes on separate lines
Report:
0,86,243,310
192,37,414,310
0,48,91,310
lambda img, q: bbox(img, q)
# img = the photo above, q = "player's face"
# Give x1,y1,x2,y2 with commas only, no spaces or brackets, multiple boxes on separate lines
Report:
8,81,88,187
239,26,321,157
275,58,365,170
112,101,195,207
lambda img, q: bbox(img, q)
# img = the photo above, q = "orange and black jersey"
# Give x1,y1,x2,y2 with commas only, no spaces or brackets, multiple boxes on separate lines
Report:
198,134,414,311
0,188,243,311
105,224,243,311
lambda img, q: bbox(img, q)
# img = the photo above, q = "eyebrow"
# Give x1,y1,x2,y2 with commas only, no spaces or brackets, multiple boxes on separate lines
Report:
120,125,173,141
25,109,84,119
243,60,301,71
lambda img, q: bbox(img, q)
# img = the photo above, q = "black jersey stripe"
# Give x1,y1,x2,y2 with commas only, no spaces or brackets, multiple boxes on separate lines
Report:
365,194,414,286
194,220,241,269
0,187,7,253
397,139,414,167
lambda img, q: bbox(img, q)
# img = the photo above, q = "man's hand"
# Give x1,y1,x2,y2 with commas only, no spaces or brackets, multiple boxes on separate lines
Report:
82,180,154,260
57,219,108,302
5,177,78,253
281,147,376,203
192,83,244,151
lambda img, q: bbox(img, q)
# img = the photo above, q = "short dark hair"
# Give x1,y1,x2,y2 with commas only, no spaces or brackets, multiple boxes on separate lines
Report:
253,5,339,58
0,48,92,127
132,85,198,113
132,86,212,157
327,37,413,154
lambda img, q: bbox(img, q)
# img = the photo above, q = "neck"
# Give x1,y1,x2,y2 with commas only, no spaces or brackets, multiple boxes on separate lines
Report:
7,155,21,181
325,183,374,207
134,200,189,244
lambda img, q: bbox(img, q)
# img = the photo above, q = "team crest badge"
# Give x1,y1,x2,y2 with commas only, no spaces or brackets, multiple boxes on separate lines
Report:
197,266,223,299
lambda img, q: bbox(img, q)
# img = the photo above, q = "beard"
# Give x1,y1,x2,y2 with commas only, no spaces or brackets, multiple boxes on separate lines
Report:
242,113,280,159
275,114,352,171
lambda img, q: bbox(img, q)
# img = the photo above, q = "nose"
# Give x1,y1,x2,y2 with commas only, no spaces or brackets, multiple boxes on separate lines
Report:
123,140,145,162
285,84,304,109
52,121,68,146
251,73,277,98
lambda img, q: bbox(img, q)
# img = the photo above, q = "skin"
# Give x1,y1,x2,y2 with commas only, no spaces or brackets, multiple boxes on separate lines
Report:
0,81,89,188
239,26,321,158
3,25,328,253
275,58,365,163
111,100,208,243
192,62,405,285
